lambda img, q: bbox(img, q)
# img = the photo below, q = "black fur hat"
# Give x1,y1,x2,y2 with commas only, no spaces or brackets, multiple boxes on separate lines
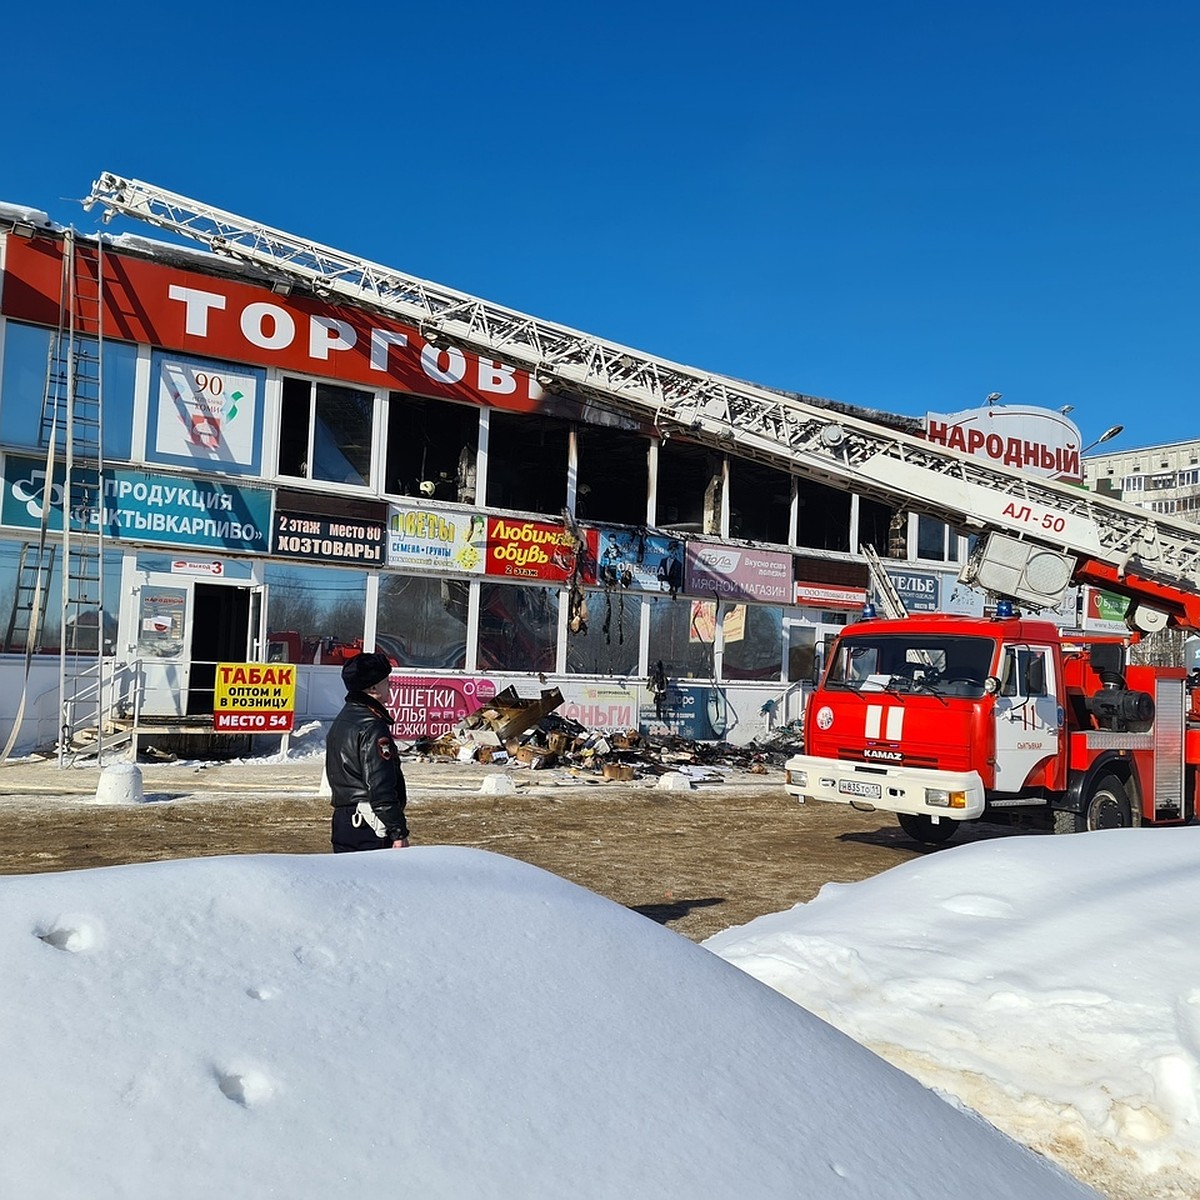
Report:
342,652,392,692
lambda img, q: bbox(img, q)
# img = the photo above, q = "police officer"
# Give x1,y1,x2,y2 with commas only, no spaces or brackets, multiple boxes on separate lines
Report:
326,652,410,852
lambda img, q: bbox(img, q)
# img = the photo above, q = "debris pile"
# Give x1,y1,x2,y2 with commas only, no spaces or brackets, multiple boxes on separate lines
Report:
408,688,801,783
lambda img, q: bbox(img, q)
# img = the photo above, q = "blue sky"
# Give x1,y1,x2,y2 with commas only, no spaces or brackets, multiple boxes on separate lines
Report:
3,1,1195,453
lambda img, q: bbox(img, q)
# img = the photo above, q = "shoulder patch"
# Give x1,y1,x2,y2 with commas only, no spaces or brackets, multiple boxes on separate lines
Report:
377,736,394,761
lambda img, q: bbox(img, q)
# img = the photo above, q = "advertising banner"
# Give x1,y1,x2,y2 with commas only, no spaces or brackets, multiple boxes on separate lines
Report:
1082,586,1130,634
137,587,187,657
685,542,792,603
924,405,1084,483
485,516,597,584
885,569,939,613
213,662,296,733
558,681,639,730
149,352,263,474
1,236,547,415
594,528,685,593
386,675,497,739
387,503,488,573
276,510,386,565
2,456,271,553
794,581,868,609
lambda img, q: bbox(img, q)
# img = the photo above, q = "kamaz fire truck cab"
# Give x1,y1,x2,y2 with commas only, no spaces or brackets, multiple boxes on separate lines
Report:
786,605,1196,844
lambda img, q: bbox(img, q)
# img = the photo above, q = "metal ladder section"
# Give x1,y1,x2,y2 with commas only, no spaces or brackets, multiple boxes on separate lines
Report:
860,544,909,619
56,230,111,763
81,173,1200,609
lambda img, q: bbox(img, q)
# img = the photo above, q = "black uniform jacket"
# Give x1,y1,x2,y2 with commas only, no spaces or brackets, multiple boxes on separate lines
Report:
325,691,409,839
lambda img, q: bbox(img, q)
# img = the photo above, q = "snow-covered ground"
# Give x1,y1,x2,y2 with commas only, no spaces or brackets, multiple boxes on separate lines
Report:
708,826,1200,1200
3,842,1097,1199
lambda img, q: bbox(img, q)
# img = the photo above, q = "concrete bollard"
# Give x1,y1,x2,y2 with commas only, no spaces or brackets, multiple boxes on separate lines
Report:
479,774,516,795
656,771,693,792
94,762,145,805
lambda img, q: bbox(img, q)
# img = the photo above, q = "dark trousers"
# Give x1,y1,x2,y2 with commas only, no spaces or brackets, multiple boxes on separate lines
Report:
331,805,393,853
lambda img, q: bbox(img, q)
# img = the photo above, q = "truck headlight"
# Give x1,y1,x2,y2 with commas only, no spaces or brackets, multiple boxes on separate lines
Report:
925,788,968,809
787,768,808,789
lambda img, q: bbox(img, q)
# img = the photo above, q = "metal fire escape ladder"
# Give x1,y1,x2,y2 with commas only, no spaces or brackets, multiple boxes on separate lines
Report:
57,229,109,764
82,173,1200,629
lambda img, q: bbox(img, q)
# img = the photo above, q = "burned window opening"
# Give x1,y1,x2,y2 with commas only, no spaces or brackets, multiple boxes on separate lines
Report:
386,392,480,503
656,440,723,534
486,411,570,517
796,477,852,552
728,459,792,544
857,495,900,558
575,426,649,525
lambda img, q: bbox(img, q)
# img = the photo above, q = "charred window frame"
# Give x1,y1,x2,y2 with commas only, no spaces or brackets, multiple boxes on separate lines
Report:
278,377,374,486
648,595,715,679
855,494,901,558
575,425,649,525
721,602,785,681
727,460,792,545
656,441,724,535
385,393,480,503
567,589,642,675
376,573,469,670
796,478,852,551
484,411,570,517
477,581,560,673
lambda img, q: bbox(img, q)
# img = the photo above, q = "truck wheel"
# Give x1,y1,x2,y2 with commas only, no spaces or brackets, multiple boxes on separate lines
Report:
1052,807,1083,836
1083,774,1139,831
898,813,957,846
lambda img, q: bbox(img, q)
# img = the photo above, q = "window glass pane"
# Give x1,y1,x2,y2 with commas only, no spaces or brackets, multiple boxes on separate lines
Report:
916,514,948,561
567,590,641,674
722,603,783,681
647,595,715,678
477,582,559,672
786,621,817,682
0,323,136,459
376,574,468,669
313,384,373,486
0,541,121,654
278,377,311,477
264,563,366,662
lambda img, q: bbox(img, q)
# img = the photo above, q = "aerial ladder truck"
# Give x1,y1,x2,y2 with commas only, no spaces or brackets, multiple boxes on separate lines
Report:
82,174,1200,840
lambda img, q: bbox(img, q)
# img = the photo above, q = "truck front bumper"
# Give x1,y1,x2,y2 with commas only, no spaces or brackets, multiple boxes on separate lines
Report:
784,754,986,821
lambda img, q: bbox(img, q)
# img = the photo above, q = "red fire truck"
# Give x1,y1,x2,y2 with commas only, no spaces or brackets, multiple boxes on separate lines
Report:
784,605,1199,842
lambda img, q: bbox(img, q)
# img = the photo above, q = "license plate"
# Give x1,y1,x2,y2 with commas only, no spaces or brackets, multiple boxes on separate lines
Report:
839,779,882,799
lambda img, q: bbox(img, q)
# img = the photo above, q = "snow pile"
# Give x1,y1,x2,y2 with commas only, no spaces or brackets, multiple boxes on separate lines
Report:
0,847,1091,1199
708,827,1200,1199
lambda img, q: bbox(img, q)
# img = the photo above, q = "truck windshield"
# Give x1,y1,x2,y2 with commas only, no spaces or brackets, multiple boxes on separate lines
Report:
825,634,996,698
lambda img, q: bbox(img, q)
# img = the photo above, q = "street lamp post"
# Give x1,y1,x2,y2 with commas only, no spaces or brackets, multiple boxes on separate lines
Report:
1081,424,1124,455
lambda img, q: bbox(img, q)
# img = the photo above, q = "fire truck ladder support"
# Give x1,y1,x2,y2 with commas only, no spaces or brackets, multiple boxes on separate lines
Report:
82,173,1200,632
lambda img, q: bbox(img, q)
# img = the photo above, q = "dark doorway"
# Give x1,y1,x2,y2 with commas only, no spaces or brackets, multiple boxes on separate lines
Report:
189,584,251,715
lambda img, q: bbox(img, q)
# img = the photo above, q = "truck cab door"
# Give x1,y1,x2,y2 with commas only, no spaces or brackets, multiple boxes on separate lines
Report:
992,643,1061,793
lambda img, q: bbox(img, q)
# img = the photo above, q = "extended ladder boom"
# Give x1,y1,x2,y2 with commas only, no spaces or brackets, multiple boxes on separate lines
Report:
82,173,1200,630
